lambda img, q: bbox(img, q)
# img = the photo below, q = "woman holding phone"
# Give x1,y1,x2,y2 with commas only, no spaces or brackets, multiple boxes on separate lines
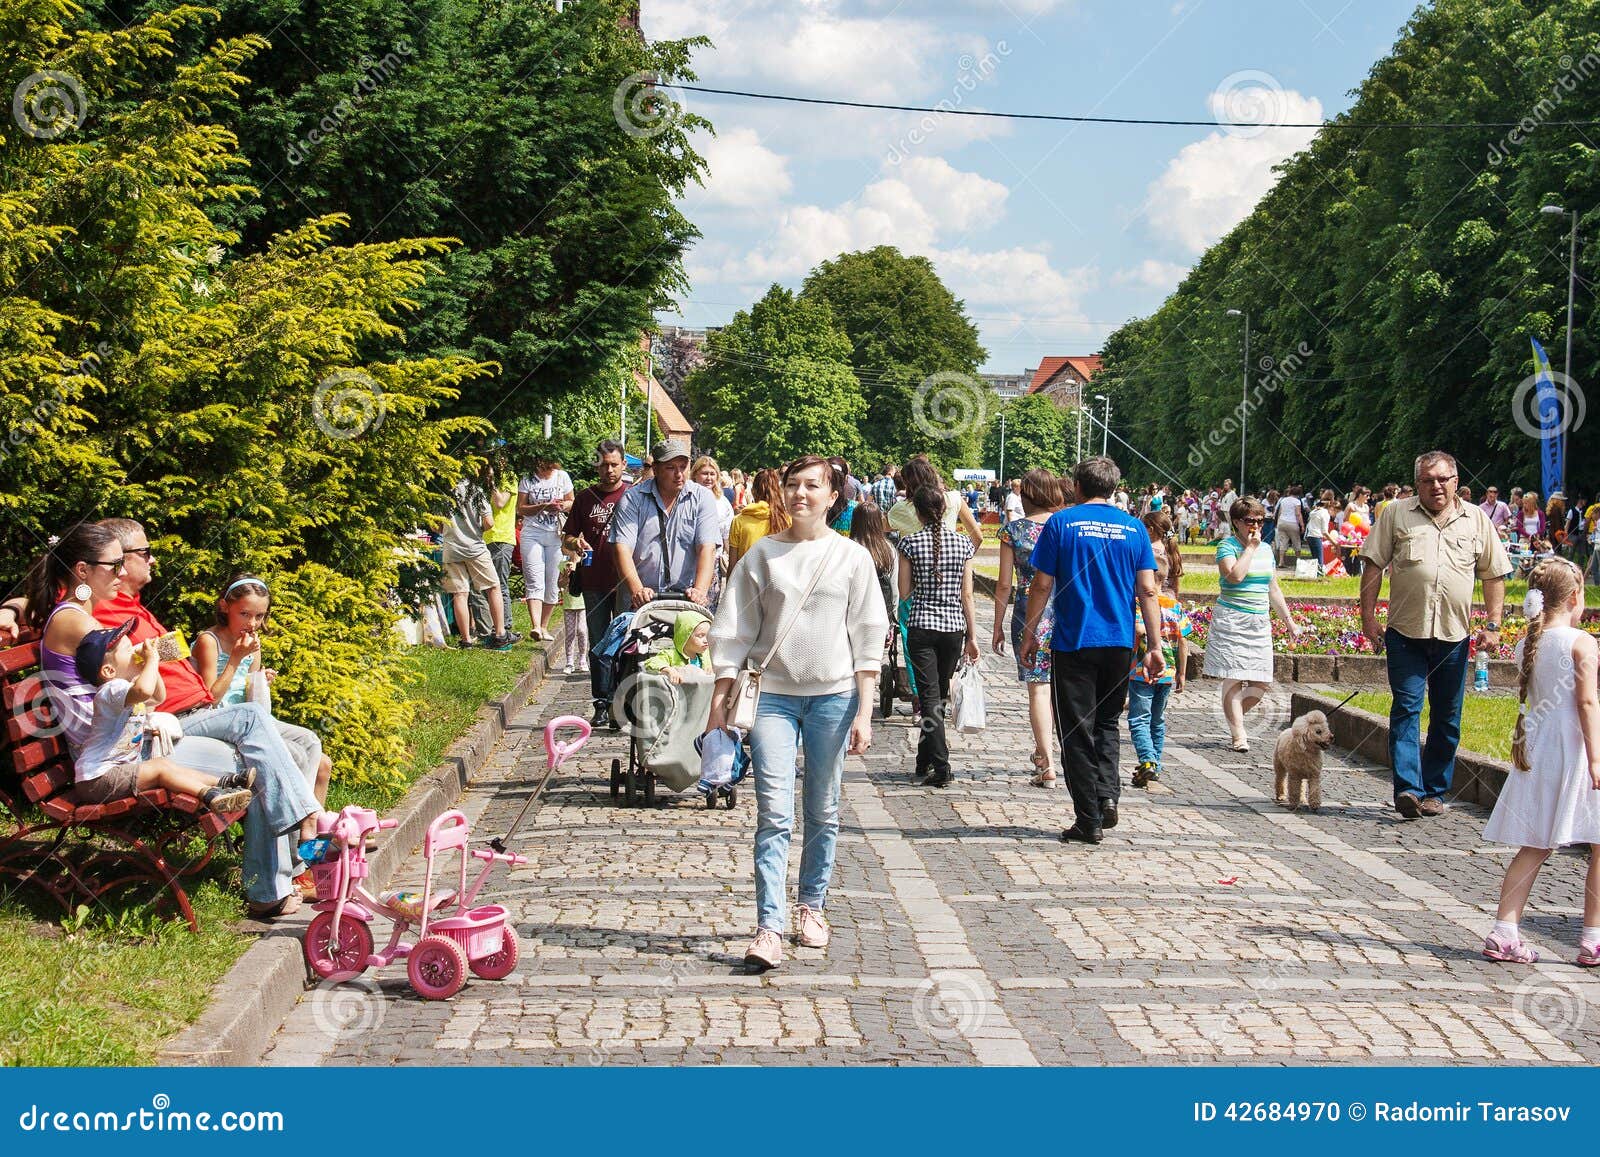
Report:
1204,497,1302,752
707,457,888,973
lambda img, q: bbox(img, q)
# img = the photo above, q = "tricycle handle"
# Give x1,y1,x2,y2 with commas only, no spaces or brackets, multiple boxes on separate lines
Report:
544,715,592,770
378,818,399,830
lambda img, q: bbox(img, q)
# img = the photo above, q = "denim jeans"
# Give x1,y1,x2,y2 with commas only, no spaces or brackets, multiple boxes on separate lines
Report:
1384,628,1470,801
1306,537,1323,574
171,702,322,903
1126,679,1171,768
749,690,857,933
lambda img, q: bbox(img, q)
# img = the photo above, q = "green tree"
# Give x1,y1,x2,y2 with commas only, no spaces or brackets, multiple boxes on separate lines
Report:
1,0,491,788
686,286,866,468
801,246,988,472
983,394,1068,478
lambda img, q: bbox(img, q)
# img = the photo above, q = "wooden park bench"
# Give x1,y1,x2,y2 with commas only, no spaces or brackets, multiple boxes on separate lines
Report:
0,633,247,931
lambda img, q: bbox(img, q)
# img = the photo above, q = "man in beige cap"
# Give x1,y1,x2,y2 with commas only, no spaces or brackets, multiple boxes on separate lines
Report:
1359,450,1509,819
610,437,718,607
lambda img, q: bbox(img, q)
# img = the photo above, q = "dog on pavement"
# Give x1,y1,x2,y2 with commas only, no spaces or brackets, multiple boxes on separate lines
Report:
1274,710,1334,810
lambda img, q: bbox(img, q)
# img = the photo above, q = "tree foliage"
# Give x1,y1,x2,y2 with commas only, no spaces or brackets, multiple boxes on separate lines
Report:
801,246,988,473
1,0,491,788
1097,0,1599,495
983,394,1069,478
685,286,866,468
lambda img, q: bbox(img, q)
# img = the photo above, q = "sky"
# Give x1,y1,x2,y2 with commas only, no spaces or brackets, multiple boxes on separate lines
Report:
647,0,1422,375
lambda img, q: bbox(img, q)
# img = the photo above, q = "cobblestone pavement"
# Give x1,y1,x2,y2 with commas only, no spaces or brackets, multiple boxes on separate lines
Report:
265,606,1600,1066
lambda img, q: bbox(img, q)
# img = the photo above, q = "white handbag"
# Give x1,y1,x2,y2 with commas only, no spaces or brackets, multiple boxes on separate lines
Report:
728,540,836,731
951,661,987,733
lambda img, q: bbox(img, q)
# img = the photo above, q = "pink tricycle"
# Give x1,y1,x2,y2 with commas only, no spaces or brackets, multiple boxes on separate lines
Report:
301,715,592,1000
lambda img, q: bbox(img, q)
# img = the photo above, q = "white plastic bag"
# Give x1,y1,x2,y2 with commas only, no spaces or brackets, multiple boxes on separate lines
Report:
1294,559,1320,579
951,662,986,733
696,727,745,790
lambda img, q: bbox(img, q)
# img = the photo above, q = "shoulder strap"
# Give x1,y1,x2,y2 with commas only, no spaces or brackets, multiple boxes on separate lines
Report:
755,538,838,675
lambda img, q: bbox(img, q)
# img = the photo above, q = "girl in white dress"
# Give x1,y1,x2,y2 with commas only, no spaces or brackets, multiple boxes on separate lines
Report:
1481,558,1600,965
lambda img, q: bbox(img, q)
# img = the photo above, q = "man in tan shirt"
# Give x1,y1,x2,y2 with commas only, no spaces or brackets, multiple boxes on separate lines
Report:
1359,451,1509,818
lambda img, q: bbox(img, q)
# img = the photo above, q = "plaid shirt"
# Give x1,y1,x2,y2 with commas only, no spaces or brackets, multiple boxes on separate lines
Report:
868,476,898,510
896,526,973,632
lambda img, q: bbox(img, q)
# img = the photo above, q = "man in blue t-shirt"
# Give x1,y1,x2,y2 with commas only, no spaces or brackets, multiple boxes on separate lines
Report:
1022,457,1165,845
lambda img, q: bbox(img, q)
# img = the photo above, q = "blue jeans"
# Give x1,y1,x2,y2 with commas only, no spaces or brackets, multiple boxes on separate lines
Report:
1126,680,1171,768
749,690,857,933
1384,628,1470,802
170,703,322,903
1306,537,1323,574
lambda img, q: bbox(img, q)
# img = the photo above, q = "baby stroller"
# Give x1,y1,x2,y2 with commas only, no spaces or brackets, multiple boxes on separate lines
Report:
879,597,917,718
607,597,721,808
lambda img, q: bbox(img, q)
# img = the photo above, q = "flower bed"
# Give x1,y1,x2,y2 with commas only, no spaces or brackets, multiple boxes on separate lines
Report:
1186,602,1600,660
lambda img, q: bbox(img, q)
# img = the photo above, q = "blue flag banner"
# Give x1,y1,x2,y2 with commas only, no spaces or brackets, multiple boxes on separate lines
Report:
1530,336,1564,499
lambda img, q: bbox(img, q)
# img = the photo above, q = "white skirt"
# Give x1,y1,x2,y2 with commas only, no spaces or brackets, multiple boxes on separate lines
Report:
1202,603,1275,682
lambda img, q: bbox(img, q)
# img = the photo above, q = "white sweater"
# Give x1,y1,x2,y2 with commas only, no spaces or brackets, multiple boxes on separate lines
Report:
710,533,890,697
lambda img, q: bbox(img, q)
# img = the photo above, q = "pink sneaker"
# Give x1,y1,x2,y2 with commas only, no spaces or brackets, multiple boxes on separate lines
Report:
743,928,784,972
1578,942,1600,968
796,905,830,949
1482,932,1539,963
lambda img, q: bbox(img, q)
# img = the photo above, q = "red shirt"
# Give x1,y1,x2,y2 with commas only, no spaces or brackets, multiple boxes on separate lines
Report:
563,482,630,597
95,589,214,714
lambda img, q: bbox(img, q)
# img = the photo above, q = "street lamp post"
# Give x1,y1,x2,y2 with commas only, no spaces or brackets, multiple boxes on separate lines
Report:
998,406,1008,491
1226,309,1249,495
1075,394,1084,462
1102,395,1111,456
1542,204,1580,499
1092,393,1108,458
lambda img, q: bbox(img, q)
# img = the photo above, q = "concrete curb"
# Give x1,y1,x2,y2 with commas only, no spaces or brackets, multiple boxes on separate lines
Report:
1186,645,1518,688
157,645,550,1067
1289,690,1510,808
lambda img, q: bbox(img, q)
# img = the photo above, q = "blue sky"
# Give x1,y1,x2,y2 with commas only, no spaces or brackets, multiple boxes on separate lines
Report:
648,0,1421,374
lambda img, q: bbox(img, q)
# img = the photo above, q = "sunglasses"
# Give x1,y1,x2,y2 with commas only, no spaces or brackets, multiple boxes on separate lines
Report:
81,558,126,571
122,546,153,559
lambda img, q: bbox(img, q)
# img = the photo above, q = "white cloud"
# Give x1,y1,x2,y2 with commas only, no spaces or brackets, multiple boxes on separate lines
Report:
1113,259,1191,291
933,247,1095,329
682,127,792,211
1142,88,1321,253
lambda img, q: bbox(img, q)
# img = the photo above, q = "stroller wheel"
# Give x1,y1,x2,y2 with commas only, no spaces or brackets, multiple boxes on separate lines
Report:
705,790,718,810
725,785,737,810
642,773,656,808
609,757,622,798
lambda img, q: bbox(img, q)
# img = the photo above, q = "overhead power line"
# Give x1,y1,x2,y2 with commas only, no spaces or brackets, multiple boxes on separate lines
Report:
667,84,1600,131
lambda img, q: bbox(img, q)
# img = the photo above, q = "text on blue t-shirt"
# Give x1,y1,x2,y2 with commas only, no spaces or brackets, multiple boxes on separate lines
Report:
1029,503,1158,652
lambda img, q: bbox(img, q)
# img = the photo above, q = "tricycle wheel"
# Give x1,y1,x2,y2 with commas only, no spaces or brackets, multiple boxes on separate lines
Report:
470,924,520,980
642,772,656,808
408,934,469,1000
610,757,621,798
725,785,738,810
304,911,374,981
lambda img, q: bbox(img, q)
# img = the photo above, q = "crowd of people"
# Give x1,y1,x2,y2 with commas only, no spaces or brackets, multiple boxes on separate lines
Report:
4,442,1597,973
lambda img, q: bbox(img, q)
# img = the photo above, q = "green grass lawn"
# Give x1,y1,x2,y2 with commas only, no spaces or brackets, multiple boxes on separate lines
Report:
1,601,545,1065
1336,691,1520,764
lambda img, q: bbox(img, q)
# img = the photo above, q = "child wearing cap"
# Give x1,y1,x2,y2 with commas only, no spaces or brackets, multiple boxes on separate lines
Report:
73,620,255,813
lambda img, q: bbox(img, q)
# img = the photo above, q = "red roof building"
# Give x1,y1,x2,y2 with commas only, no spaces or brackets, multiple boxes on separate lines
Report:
1027,356,1103,407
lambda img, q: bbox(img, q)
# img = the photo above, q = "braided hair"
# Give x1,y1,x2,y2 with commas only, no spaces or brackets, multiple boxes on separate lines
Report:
911,484,947,590
1512,557,1583,771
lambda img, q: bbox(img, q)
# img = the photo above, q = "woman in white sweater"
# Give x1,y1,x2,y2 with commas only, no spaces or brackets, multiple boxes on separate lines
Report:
709,455,889,972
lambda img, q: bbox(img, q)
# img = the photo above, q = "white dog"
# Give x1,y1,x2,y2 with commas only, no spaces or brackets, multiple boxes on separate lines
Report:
1273,710,1334,810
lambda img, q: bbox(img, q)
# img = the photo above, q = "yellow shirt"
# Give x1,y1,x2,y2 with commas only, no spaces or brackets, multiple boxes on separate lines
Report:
1358,497,1510,643
728,502,779,572
486,475,519,545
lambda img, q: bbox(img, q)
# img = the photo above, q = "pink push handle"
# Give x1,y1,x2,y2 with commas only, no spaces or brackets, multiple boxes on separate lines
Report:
544,715,592,770
378,818,398,830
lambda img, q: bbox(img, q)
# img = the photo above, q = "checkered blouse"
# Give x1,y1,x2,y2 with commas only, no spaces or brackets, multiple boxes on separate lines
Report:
896,525,973,633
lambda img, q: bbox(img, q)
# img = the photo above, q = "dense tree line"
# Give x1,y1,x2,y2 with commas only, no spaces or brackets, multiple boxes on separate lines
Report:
1097,0,1597,494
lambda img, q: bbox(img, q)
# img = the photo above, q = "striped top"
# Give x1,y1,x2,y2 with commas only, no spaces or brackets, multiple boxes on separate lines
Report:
1216,535,1273,614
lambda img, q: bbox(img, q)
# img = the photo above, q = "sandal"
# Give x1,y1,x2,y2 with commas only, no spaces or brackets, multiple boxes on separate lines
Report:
247,893,303,920
1029,751,1055,787
1577,943,1600,968
1482,932,1538,964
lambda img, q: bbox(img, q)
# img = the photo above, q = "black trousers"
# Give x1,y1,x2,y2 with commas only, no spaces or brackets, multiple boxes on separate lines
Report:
907,627,964,777
1050,647,1133,829
585,586,623,705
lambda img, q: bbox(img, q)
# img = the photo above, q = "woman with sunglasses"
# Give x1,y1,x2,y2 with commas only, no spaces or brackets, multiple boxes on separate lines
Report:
1203,497,1302,752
